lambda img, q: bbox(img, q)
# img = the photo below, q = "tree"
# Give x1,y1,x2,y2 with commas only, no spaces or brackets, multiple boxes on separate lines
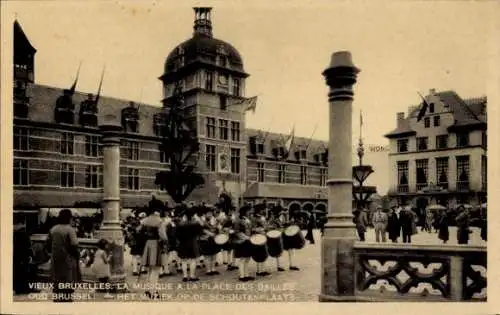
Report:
155,82,205,204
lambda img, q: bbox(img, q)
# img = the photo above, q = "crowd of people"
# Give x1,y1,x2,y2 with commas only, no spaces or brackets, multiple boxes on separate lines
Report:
353,204,487,244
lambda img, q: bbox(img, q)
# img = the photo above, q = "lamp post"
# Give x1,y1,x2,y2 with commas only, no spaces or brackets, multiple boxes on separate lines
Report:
352,118,376,210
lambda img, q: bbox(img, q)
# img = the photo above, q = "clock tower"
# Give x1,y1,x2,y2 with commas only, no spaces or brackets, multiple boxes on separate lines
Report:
159,7,250,205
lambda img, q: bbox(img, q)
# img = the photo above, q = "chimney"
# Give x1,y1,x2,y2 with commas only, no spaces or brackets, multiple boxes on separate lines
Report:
397,112,405,128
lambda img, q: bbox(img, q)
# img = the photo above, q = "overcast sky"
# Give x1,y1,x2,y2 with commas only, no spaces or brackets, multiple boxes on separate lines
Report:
3,0,497,145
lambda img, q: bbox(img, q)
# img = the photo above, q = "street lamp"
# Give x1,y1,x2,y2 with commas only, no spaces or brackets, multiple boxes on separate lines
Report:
352,133,376,210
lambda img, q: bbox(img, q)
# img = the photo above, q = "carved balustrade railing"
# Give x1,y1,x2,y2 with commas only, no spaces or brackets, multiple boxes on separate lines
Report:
30,234,100,282
353,243,486,301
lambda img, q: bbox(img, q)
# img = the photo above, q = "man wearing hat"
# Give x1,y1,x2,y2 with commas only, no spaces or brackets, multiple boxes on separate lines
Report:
200,205,221,276
372,205,388,243
252,205,271,277
267,206,286,272
131,212,147,276
353,208,369,242
176,205,203,282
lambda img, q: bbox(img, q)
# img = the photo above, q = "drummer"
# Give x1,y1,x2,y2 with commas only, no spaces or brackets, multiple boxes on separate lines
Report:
252,207,270,277
214,207,227,265
283,211,300,271
201,206,220,276
160,210,176,277
222,209,237,270
176,205,203,282
267,208,286,272
233,205,254,282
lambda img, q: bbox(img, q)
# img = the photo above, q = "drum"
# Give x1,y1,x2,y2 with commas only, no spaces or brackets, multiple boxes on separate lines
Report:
214,233,229,251
233,233,251,258
282,225,305,250
266,230,284,258
250,234,269,263
199,235,219,256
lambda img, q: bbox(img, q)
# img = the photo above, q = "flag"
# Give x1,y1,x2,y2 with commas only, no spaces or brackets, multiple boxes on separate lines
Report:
232,96,258,112
69,62,82,95
94,65,106,106
416,92,430,122
283,125,295,157
305,123,318,151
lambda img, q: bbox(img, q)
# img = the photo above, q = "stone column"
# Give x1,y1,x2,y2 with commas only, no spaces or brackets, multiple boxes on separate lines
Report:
319,51,360,302
96,118,126,288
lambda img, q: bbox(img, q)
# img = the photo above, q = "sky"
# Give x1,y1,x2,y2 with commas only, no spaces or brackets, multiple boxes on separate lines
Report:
2,0,497,146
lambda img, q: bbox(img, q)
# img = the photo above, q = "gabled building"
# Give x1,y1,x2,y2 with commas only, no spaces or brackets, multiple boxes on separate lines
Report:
385,89,487,209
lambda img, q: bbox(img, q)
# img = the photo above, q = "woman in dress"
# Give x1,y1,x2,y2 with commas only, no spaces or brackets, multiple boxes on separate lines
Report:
91,239,113,298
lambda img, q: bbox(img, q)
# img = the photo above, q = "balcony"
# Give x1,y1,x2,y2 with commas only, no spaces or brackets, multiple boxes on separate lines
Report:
457,181,470,192
397,185,409,193
416,183,428,191
354,243,486,301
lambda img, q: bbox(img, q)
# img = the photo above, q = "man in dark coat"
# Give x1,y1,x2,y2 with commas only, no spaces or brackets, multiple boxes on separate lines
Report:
305,212,316,244
437,209,450,244
353,208,369,242
387,207,401,243
13,217,38,295
176,207,203,282
399,206,416,243
455,206,471,244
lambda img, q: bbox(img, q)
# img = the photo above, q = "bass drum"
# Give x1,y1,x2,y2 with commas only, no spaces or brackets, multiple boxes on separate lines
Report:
214,233,229,252
233,233,251,258
250,234,268,263
282,225,305,250
266,230,284,258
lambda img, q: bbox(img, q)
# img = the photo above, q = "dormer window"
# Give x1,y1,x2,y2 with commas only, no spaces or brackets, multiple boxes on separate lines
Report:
79,94,98,127
301,150,307,160
249,136,257,155
257,143,265,154
121,102,139,133
54,90,75,124
429,103,435,113
314,154,320,163
153,113,167,137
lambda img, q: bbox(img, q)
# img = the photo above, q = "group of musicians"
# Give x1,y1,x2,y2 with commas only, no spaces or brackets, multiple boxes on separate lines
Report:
124,199,306,297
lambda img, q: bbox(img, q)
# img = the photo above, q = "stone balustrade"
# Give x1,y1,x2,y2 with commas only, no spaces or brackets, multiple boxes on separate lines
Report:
353,243,487,301
30,234,100,282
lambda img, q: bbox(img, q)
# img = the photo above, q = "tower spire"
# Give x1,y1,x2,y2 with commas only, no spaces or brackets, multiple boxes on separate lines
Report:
193,7,213,37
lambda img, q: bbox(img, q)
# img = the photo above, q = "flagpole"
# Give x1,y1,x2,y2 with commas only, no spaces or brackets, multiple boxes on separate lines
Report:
305,122,318,151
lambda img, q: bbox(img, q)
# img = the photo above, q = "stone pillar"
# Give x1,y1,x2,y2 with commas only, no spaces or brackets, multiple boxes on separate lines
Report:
96,118,126,288
319,51,360,302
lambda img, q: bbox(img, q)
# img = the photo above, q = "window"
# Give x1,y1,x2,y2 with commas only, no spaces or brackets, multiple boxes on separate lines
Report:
126,141,140,160
205,145,216,172
257,162,265,182
456,155,470,191
220,95,227,110
127,168,140,190
60,163,75,187
257,143,264,154
416,159,429,190
397,161,409,192
433,115,440,127
416,137,428,151
60,132,74,155
159,145,169,164
424,117,430,128
436,157,449,189
314,154,320,163
429,103,435,113
13,127,29,151
206,117,216,138
230,148,240,174
320,168,327,186
85,135,99,157
249,136,257,155
456,133,469,147
85,165,100,188
436,135,448,149
278,164,286,183
231,122,240,141
300,166,307,185
300,150,307,159
13,159,29,186
233,78,240,96
219,119,228,140
397,139,408,153
482,131,487,149
205,71,213,91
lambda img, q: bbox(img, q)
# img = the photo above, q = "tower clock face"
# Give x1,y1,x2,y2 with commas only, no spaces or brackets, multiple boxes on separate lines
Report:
218,74,227,85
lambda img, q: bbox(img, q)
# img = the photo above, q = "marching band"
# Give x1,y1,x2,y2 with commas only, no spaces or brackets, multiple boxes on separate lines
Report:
123,198,308,289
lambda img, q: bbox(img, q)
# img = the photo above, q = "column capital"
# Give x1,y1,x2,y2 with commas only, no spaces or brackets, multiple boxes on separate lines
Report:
323,51,360,101
99,122,123,145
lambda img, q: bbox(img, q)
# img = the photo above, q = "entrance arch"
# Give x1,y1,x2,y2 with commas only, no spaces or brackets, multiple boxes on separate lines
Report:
288,202,301,215
315,202,327,213
303,202,314,213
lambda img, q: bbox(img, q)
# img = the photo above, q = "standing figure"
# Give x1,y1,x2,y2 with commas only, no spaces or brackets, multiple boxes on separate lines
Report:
353,208,369,241
176,207,203,282
13,216,37,295
159,211,175,278
267,209,285,272
399,206,416,243
480,207,487,241
137,209,167,299
46,209,81,302
282,213,300,271
437,209,450,244
387,207,401,243
201,207,220,276
305,212,316,244
233,206,254,281
455,206,471,245
372,206,388,243
91,239,113,298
